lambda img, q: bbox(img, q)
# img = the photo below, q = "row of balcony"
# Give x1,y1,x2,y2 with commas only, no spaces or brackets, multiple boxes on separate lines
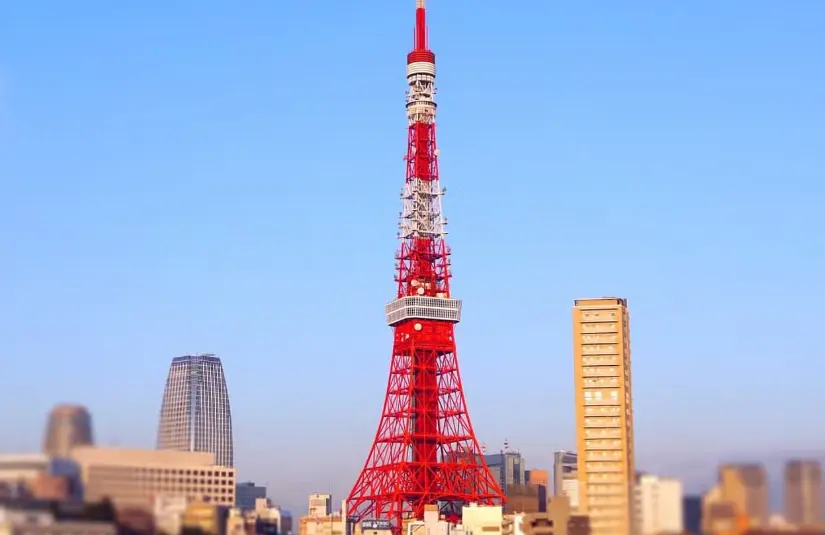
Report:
580,322,619,333
583,406,621,416
584,450,624,462
585,439,623,450
583,428,623,440
581,366,620,377
581,356,618,366
580,311,619,322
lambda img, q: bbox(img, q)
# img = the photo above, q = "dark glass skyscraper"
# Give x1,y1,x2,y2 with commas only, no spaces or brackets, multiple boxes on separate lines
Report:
156,354,234,467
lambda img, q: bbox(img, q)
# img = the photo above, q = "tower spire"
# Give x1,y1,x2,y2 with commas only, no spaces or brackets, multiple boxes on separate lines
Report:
345,2,505,532
415,0,427,51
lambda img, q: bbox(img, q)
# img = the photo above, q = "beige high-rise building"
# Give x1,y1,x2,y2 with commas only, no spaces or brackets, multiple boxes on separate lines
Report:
718,464,769,529
572,297,635,535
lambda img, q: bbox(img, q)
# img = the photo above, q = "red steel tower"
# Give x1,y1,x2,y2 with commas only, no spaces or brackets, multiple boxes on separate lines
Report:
346,0,505,529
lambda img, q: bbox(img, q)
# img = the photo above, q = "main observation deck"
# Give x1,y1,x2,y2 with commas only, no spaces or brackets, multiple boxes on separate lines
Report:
385,296,462,326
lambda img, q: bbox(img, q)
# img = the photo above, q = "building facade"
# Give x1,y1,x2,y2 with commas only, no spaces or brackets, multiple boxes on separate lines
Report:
70,446,235,510
502,497,592,535
785,460,822,528
485,450,527,497
572,298,636,535
0,454,81,500
0,499,117,535
308,494,332,517
527,470,549,488
42,404,94,458
553,451,579,509
634,474,683,535
236,482,267,511
157,353,234,467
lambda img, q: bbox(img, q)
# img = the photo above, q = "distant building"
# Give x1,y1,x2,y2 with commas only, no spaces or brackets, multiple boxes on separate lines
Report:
702,495,748,535
236,482,267,510
308,494,332,517
42,404,94,458
0,498,117,535
70,446,235,511
526,470,549,487
504,484,546,514
485,444,527,495
785,460,822,528
157,353,234,467
154,494,189,535
502,496,590,535
552,451,578,509
462,503,503,535
682,495,702,535
718,464,770,529
0,453,81,500
702,465,770,535
183,501,229,535
299,498,345,535
249,497,291,535
742,529,825,535
634,474,684,535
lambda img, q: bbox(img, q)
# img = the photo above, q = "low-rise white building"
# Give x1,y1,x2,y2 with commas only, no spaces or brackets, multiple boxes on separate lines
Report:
635,474,684,535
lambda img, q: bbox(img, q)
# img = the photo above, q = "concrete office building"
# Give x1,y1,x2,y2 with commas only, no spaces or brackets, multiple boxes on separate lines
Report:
157,353,234,467
554,451,579,509
42,404,94,458
236,481,267,510
70,446,235,511
249,498,291,535
572,298,636,535
308,493,332,517
0,454,81,500
502,497,592,535
785,460,822,528
0,499,117,535
527,470,549,488
634,474,683,535
505,484,546,514
485,444,527,496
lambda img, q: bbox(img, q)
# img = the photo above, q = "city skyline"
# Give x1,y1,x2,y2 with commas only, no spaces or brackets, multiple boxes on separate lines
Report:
2,0,824,517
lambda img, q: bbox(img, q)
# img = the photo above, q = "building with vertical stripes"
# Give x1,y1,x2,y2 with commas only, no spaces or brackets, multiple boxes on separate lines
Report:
156,354,234,467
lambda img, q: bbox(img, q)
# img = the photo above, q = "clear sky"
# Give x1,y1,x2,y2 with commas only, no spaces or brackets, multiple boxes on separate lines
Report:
1,0,824,514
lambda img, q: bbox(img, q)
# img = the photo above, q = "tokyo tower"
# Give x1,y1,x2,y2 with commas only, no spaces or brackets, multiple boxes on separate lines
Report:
345,0,505,529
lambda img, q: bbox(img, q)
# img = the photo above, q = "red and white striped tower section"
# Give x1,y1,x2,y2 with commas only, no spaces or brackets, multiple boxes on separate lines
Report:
345,1,505,530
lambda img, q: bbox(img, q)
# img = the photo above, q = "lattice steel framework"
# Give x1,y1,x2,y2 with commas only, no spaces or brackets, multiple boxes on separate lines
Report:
345,1,505,529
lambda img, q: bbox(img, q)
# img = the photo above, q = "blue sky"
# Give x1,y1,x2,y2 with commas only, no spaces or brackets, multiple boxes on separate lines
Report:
1,0,824,514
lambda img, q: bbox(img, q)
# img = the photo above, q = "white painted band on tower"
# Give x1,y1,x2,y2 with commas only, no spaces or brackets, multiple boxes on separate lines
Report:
407,62,436,77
